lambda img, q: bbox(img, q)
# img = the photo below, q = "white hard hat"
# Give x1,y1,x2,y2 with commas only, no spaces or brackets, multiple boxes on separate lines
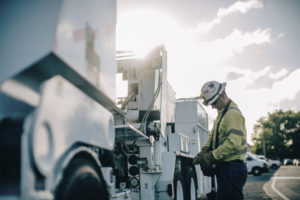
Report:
200,81,226,105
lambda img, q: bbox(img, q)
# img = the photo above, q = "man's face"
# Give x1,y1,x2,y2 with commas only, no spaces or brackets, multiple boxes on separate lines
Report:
211,96,222,110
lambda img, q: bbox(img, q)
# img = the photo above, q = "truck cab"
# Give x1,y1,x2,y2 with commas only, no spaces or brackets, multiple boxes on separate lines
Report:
246,152,268,176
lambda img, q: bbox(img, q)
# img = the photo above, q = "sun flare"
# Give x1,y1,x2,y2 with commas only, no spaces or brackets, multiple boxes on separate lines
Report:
117,10,181,57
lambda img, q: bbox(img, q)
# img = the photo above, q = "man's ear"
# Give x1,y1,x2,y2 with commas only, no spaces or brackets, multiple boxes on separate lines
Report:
220,92,225,100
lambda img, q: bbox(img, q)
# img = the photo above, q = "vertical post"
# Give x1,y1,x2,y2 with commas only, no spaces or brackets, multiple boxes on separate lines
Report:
263,138,266,157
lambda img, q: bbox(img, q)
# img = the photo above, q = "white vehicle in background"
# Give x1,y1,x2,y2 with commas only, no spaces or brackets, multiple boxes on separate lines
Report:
256,155,281,170
283,158,293,166
256,155,266,160
293,159,300,166
268,159,282,169
246,153,269,176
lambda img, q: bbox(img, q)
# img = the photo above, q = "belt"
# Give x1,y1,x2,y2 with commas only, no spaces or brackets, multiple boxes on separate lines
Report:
219,159,244,165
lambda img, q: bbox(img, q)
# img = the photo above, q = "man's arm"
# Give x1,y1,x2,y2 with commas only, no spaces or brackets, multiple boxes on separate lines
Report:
212,113,245,160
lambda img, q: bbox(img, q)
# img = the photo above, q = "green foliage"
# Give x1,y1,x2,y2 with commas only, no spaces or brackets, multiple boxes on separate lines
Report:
251,110,300,159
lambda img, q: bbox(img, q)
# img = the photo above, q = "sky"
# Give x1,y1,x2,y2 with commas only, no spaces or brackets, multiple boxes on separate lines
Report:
116,0,300,144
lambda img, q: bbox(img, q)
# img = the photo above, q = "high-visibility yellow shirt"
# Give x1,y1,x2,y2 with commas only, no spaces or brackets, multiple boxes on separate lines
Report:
203,100,247,162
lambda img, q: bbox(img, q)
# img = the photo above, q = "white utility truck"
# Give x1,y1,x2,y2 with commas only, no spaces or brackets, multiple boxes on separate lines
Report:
0,1,213,200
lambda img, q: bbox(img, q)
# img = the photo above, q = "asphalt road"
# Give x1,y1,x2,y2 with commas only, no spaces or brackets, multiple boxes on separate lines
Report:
199,169,274,200
244,170,273,200
199,165,300,200
264,166,300,200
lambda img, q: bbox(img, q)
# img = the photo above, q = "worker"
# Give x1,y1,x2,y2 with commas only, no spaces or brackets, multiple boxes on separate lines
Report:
193,81,248,200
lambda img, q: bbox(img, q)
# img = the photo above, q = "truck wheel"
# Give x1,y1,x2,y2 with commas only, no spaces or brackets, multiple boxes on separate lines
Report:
207,176,217,200
173,171,185,200
183,167,197,200
55,157,109,200
252,167,261,176
206,190,217,200
271,164,277,170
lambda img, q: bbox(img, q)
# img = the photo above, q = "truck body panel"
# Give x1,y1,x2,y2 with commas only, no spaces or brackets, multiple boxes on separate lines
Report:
0,0,117,104
0,1,213,199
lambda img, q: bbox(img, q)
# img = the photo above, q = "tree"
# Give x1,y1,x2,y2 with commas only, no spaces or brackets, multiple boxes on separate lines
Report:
251,110,300,160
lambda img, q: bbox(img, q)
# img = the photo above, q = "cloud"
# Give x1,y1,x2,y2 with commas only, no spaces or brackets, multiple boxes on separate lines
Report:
276,33,285,40
215,28,270,54
201,28,271,65
246,67,290,89
226,71,245,81
196,18,221,34
271,69,300,104
220,66,299,143
197,0,263,33
217,0,263,18
278,90,300,111
223,66,300,109
246,75,274,89
269,68,288,79
117,7,271,74
166,27,271,98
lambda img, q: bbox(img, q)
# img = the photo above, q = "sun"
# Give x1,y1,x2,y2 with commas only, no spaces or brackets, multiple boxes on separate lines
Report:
117,10,178,57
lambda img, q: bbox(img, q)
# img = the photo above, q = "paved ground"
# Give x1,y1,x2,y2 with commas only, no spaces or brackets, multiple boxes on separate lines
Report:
199,166,300,200
244,170,273,200
264,166,300,200
199,168,275,200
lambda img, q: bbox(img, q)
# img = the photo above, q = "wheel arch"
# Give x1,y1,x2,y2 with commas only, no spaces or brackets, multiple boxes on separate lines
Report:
179,155,198,189
52,145,108,194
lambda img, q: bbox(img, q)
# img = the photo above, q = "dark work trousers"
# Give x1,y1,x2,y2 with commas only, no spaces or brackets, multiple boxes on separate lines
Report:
216,162,247,200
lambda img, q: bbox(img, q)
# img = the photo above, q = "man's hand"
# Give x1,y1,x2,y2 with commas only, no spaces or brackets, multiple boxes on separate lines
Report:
199,152,215,170
201,146,210,153
193,152,202,165
193,146,210,165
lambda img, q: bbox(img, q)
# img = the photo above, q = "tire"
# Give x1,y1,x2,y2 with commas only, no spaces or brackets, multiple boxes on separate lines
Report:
55,157,109,200
173,171,185,200
252,167,261,176
206,190,217,200
207,176,217,200
271,164,277,170
183,167,197,200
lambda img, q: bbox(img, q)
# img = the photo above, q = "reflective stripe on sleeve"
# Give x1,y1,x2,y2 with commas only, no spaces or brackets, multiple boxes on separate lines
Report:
226,129,244,136
233,147,248,156
219,138,247,146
